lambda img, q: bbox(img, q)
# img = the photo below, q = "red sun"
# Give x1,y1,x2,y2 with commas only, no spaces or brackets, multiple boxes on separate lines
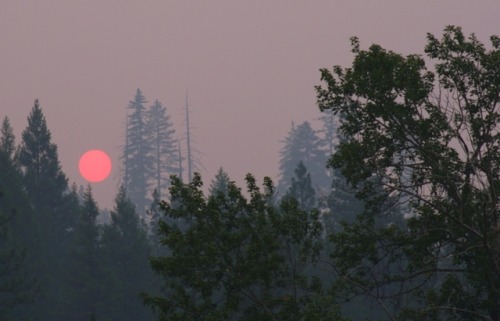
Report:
79,150,112,183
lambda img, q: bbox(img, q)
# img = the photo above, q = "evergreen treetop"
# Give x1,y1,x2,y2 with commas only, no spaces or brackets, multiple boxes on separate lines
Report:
278,121,328,196
146,99,178,200
0,116,16,161
123,89,154,214
18,99,67,210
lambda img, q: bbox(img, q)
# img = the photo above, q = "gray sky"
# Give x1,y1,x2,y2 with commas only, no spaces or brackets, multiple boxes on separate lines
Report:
1,0,499,208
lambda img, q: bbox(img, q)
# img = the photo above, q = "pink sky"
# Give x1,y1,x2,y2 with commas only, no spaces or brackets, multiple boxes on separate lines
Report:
1,1,499,208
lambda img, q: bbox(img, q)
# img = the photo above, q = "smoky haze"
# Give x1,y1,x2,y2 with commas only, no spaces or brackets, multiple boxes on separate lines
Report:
1,0,499,208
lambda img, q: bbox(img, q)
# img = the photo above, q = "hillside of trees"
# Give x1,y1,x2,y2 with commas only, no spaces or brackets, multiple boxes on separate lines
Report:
0,26,498,321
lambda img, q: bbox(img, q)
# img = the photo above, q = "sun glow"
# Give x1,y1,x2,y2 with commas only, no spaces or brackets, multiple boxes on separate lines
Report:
79,149,112,183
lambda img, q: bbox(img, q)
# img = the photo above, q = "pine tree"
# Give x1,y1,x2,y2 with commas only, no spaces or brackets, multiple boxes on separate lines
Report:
0,149,37,320
17,99,70,319
63,185,109,321
65,183,82,229
146,99,178,200
278,121,328,196
208,167,231,197
0,200,36,320
0,116,16,161
18,100,68,211
101,186,154,321
122,89,153,214
318,109,338,157
147,188,164,255
285,161,316,211
0,121,33,246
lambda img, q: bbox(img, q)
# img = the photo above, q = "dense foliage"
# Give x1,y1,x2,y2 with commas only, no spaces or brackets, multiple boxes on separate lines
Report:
316,26,500,320
142,173,339,321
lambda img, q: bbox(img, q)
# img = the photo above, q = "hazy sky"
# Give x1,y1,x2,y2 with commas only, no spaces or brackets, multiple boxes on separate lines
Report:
1,1,499,208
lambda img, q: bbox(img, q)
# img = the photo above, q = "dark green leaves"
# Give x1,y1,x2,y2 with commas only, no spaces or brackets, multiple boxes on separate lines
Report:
317,26,500,320
144,173,330,321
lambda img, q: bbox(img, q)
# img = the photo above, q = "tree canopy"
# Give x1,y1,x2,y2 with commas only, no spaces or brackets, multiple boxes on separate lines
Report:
142,173,335,321
316,26,500,321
